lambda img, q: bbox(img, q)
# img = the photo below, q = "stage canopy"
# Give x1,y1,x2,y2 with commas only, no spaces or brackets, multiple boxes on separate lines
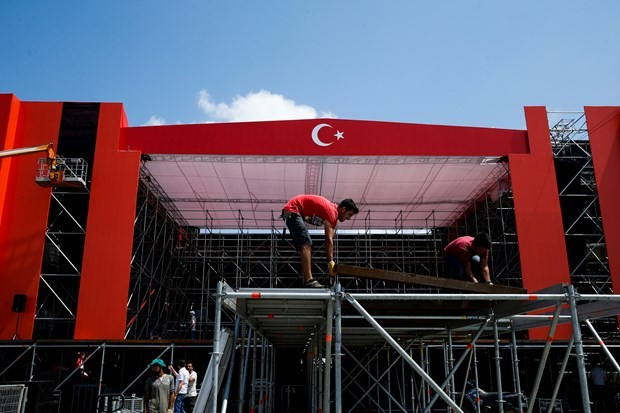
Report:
143,155,507,229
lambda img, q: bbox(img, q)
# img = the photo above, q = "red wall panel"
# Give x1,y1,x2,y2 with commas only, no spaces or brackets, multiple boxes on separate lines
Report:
74,104,140,339
585,107,620,295
0,94,21,226
510,107,572,340
0,98,62,339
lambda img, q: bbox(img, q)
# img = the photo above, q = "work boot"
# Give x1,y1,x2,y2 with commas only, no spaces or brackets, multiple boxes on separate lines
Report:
305,279,324,288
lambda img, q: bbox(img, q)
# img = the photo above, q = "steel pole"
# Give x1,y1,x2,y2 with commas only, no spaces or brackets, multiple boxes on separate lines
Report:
473,344,481,413
345,293,464,412
567,284,591,413
526,303,563,413
422,318,491,413
238,327,252,413
0,345,33,378
212,281,223,413
547,336,574,413
251,330,257,412
343,347,408,413
221,316,240,413
323,296,333,413
29,343,37,381
334,284,343,413
585,319,620,374
493,318,504,413
510,323,524,413
259,338,266,413
448,328,456,404
98,343,106,399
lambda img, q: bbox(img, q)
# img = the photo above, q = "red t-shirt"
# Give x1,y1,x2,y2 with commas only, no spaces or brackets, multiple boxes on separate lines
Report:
283,195,339,227
443,236,489,264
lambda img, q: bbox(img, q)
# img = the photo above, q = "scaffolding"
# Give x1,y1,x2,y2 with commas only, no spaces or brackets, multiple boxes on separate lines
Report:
4,108,618,412
208,280,620,413
549,112,614,340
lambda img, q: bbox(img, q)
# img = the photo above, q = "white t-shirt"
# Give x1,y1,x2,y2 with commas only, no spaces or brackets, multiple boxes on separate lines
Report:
177,367,190,394
188,371,198,397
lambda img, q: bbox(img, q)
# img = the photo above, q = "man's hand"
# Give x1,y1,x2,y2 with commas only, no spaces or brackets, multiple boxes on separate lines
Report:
328,260,336,275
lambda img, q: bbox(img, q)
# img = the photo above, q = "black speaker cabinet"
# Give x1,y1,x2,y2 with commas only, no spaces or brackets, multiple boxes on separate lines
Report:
12,294,26,313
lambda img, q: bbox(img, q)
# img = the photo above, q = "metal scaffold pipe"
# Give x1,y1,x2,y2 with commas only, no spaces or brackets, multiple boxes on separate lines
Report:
567,284,591,413
493,317,504,413
422,317,491,413
584,319,620,375
334,284,343,413
323,296,334,413
345,293,464,413
212,281,223,413
547,335,574,413
527,303,563,413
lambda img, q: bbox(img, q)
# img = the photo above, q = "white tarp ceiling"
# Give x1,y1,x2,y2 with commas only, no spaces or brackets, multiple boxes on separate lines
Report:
145,155,506,229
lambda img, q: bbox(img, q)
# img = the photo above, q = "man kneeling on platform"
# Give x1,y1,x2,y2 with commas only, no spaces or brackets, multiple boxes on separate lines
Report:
282,195,359,288
443,233,492,284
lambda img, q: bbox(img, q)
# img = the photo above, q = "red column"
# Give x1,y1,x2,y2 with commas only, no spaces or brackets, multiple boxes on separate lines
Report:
74,103,141,339
585,107,620,294
0,96,62,339
510,106,572,339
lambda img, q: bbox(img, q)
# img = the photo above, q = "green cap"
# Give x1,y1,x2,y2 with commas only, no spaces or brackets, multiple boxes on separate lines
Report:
149,358,166,368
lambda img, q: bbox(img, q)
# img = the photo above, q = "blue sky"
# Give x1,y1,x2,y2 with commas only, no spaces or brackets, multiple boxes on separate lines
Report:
1,1,618,129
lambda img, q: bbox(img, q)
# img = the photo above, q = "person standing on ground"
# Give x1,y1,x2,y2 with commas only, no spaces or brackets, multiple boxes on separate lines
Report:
443,233,492,284
168,360,190,413
144,358,174,413
590,361,607,412
282,195,359,288
184,362,198,412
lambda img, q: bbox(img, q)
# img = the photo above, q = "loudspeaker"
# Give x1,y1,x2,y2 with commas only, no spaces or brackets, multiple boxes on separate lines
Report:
12,294,26,313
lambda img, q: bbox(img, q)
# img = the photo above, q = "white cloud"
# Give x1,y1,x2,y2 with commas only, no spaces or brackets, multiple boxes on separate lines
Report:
197,89,336,122
143,115,166,126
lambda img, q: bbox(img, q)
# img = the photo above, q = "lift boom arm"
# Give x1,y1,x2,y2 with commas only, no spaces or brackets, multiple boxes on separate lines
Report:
0,143,56,160
0,143,64,185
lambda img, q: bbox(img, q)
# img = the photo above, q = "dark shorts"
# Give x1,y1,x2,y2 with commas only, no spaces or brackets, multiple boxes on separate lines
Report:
285,214,312,251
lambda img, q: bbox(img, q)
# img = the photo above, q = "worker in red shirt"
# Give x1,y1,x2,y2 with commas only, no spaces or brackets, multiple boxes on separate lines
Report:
443,233,492,284
282,195,359,287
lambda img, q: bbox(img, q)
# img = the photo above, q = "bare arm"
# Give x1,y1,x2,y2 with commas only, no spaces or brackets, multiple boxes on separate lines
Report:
168,365,178,377
144,390,149,413
324,222,334,262
169,379,175,408
176,378,184,395
464,261,478,283
480,257,491,283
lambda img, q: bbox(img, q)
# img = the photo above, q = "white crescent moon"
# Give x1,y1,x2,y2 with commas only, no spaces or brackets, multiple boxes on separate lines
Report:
311,123,334,147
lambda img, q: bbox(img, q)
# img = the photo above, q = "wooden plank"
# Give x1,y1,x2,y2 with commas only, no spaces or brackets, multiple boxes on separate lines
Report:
335,264,526,294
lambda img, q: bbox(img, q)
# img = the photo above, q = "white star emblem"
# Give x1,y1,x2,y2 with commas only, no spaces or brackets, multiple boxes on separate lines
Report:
334,130,344,140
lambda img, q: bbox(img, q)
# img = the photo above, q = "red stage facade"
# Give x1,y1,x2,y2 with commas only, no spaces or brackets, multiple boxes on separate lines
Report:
1,93,618,340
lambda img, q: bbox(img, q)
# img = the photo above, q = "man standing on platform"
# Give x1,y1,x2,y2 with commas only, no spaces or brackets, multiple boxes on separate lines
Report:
443,233,492,284
282,195,359,288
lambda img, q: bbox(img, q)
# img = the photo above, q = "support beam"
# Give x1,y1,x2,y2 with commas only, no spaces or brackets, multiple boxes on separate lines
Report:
335,264,525,294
